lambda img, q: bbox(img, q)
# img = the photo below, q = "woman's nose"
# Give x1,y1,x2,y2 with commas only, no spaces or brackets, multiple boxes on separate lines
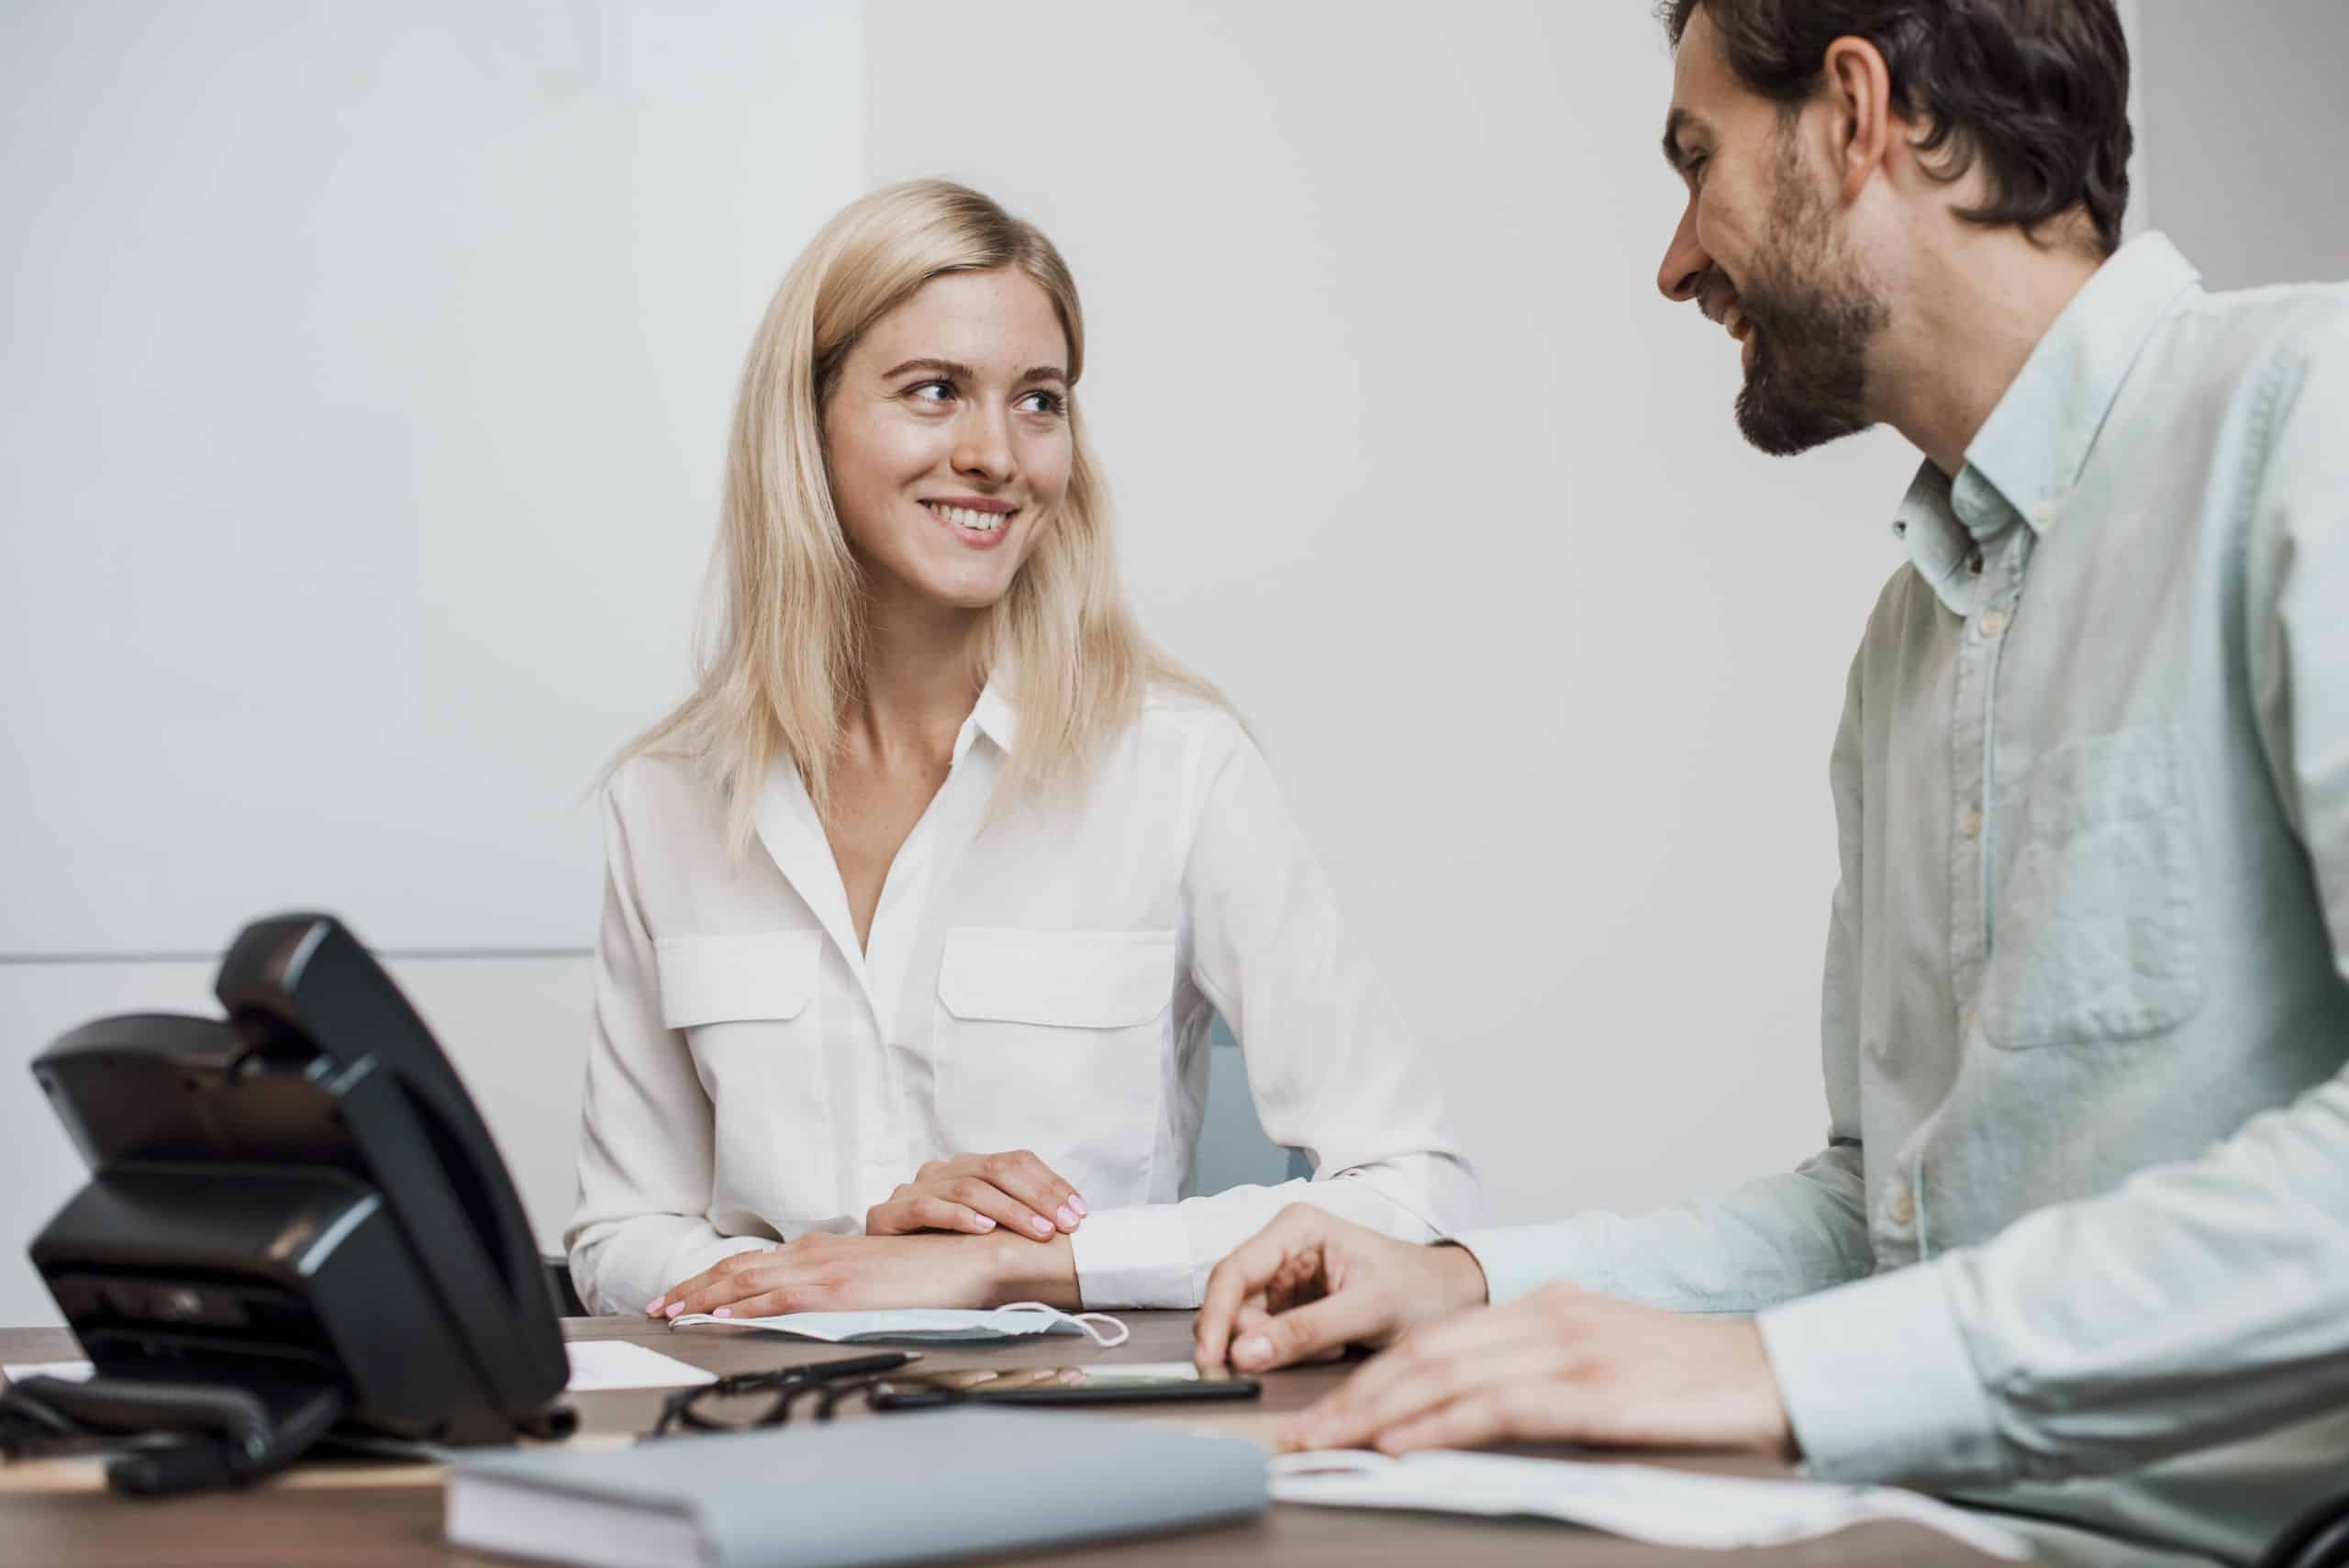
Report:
952,407,1016,481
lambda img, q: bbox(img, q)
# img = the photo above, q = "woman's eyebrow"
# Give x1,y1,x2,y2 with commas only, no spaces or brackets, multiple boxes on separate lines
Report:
880,356,975,380
879,357,1066,387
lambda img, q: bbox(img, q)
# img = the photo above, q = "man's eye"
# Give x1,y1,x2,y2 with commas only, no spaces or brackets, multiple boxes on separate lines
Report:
1687,154,1709,187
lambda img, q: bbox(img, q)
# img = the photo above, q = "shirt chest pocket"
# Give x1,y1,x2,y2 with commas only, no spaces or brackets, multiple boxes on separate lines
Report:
657,930,822,1031
1980,726,2205,1048
655,929,832,1212
933,929,1177,1206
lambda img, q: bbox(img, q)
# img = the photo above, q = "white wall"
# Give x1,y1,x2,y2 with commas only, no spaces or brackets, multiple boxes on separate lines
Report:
0,1,864,955
865,1,1914,1228
0,0,863,1324
2136,0,2349,289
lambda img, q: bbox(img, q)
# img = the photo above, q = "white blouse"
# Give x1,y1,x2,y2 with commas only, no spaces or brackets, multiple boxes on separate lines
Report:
564,684,1480,1313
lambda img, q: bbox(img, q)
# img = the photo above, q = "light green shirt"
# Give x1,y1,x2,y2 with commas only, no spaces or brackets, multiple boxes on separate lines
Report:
1463,233,2349,1565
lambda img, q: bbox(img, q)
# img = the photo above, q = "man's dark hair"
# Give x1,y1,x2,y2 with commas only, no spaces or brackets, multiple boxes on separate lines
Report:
1662,0,2132,256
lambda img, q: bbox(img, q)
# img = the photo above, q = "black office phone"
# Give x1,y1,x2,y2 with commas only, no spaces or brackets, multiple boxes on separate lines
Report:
15,913,570,1494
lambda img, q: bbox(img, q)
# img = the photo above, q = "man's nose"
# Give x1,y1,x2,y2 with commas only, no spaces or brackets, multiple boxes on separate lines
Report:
1657,202,1710,303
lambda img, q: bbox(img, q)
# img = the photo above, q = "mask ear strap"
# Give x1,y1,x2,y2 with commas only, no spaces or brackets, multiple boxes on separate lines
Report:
989,1301,1131,1349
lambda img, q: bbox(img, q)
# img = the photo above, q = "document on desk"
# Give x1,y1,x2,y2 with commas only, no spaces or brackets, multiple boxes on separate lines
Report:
1269,1451,2031,1559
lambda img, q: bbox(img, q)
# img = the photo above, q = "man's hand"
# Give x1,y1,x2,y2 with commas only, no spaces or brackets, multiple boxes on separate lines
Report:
864,1150,1087,1241
1193,1205,1490,1373
1282,1281,1795,1459
645,1228,1079,1319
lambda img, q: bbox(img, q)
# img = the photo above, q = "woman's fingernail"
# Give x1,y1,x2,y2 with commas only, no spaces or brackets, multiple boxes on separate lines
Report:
973,1216,996,1231
1235,1335,1272,1368
1069,1195,1089,1218
1055,1205,1079,1229
1030,1216,1053,1236
713,1307,731,1319
663,1302,684,1318
644,1298,664,1315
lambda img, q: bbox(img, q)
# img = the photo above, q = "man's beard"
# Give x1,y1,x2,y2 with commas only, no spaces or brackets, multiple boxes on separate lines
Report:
1730,140,1887,457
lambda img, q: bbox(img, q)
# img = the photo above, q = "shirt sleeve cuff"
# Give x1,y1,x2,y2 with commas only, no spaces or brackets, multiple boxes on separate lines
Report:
1453,1222,1597,1307
1756,1261,2009,1488
1069,1206,1197,1308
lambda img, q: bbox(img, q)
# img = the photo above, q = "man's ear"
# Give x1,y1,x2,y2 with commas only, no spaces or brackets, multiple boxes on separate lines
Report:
1819,35,1895,203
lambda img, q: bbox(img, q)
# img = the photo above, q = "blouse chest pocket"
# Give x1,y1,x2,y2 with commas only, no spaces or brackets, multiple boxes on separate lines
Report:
655,929,832,1212
934,929,1178,1207
657,929,822,1031
1979,726,2205,1048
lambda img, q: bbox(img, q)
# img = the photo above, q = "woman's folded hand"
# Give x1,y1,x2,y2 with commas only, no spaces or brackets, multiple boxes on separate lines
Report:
864,1149,1087,1241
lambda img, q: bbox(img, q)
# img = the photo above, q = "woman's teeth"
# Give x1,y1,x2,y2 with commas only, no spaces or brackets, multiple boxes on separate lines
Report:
925,502,1008,532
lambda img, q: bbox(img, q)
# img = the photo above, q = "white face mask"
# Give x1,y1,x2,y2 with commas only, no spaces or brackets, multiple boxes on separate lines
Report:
669,1300,1131,1348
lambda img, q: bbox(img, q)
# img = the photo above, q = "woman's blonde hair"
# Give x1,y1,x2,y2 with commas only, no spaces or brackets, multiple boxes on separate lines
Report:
622,179,1220,843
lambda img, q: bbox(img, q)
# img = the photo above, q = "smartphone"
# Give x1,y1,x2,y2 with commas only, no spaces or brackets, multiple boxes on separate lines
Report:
868,1362,1259,1410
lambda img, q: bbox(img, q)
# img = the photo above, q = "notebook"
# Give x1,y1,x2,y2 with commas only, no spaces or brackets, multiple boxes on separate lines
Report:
445,1407,1266,1568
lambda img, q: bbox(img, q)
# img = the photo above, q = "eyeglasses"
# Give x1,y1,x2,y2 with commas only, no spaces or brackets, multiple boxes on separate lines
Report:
646,1351,919,1439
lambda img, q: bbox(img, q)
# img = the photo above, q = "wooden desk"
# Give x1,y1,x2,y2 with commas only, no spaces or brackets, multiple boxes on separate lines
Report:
1,1315,1996,1566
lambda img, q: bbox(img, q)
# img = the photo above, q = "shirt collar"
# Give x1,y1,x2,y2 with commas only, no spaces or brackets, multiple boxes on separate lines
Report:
1890,231,2202,612
955,672,1019,764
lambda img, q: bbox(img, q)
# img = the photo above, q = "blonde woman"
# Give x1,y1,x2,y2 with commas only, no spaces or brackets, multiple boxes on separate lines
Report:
565,181,1477,1319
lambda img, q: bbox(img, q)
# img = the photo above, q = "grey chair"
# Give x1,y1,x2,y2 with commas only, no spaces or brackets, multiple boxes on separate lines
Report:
1186,1014,1314,1196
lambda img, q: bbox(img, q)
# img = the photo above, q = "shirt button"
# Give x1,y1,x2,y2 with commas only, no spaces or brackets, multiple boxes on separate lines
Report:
1978,608,2009,639
1960,806,1983,839
1889,1190,1917,1226
2034,497,2060,527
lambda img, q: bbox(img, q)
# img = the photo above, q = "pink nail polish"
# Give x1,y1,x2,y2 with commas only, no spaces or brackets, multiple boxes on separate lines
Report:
974,1217,996,1231
1030,1216,1052,1236
1055,1205,1078,1229
644,1299,664,1315
713,1307,731,1319
663,1302,684,1318
1068,1195,1089,1218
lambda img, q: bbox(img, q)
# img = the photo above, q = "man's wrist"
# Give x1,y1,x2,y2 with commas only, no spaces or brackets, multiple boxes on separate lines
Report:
980,1227,1080,1309
1430,1239,1492,1307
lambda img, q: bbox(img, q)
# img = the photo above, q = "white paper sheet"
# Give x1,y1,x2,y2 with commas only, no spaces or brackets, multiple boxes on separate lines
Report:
1268,1451,2031,1559
562,1340,718,1392
6,1348,715,1396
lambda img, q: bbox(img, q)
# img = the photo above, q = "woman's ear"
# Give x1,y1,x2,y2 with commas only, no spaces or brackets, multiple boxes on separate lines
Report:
1820,35,1895,204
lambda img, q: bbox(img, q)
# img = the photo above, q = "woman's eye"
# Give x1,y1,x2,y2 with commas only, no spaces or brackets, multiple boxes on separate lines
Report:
907,380,953,405
1687,154,1709,188
1017,389,1066,417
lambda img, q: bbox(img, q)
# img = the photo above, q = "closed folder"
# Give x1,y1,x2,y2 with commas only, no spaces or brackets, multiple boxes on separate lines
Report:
444,1407,1267,1568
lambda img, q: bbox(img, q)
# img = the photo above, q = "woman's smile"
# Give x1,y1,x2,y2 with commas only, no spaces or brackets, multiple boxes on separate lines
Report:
919,495,1020,548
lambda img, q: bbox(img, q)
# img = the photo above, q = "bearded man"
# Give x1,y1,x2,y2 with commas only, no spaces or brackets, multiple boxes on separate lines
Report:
1195,4,2349,1563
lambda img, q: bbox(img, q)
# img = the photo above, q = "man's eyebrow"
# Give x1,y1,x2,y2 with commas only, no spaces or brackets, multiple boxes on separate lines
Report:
880,357,975,381
1662,106,1700,171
